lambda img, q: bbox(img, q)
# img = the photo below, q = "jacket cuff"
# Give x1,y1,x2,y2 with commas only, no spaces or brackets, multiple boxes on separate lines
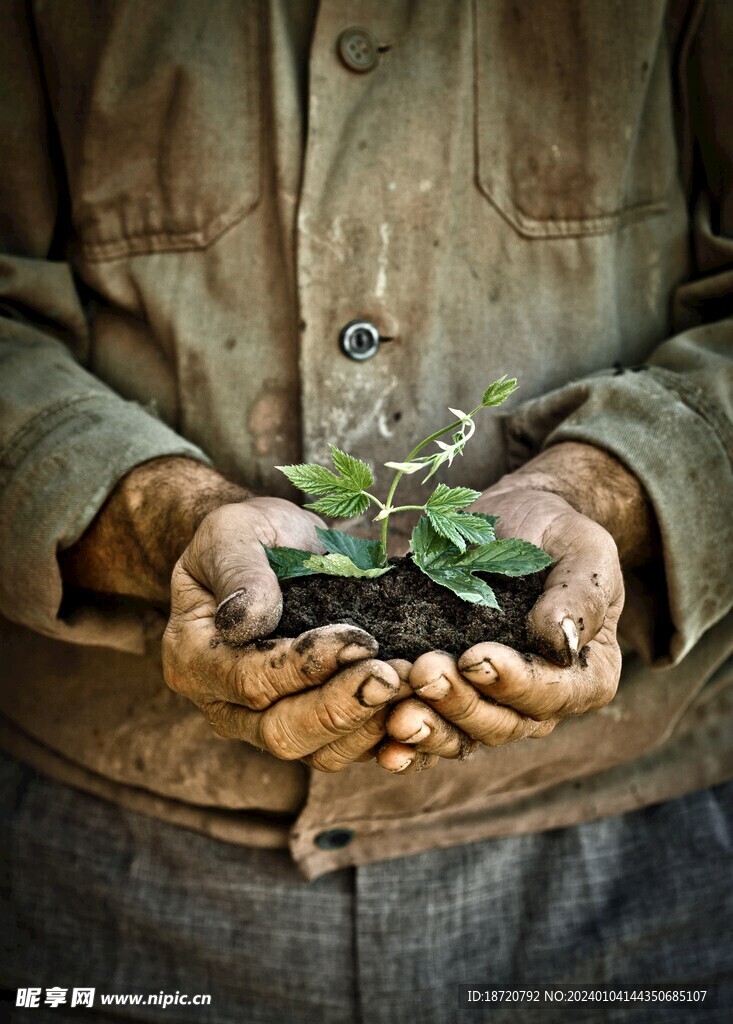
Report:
503,368,733,665
0,392,211,651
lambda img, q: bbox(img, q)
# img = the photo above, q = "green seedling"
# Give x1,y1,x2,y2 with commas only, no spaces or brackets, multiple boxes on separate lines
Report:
266,376,553,609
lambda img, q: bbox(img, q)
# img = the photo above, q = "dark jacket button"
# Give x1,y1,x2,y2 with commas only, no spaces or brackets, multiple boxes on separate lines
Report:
340,320,381,361
314,828,355,851
337,27,379,73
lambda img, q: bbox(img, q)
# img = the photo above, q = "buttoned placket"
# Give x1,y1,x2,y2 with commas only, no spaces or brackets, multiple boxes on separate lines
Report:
290,0,476,875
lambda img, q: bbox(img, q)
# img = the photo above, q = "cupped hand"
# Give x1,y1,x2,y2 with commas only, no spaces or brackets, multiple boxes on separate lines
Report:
162,497,409,771
378,485,624,770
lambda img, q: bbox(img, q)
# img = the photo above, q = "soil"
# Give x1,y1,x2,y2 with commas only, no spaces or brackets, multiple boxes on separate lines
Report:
274,556,546,661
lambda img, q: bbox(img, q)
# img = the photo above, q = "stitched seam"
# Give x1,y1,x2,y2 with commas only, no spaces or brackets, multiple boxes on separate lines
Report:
79,196,260,263
475,181,669,239
0,393,108,482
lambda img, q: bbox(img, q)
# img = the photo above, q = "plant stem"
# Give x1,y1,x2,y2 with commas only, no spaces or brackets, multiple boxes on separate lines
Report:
378,405,482,561
380,505,425,515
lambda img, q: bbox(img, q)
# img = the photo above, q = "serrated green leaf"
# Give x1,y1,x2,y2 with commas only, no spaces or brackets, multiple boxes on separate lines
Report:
410,516,550,607
417,561,499,608
303,553,393,578
305,491,372,518
410,515,455,563
425,483,482,515
425,507,468,552
328,445,373,491
264,545,319,580
277,462,345,496
449,511,498,546
462,538,554,576
315,528,385,570
481,375,518,407
278,450,372,521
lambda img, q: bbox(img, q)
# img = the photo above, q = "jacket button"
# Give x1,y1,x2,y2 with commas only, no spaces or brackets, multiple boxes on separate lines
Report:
314,828,355,851
337,27,379,73
340,320,381,361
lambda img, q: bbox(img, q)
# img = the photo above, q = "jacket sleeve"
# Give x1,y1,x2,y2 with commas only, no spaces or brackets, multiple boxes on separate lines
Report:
502,0,733,667
0,2,210,652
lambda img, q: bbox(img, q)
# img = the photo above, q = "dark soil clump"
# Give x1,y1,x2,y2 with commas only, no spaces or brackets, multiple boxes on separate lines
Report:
274,557,545,661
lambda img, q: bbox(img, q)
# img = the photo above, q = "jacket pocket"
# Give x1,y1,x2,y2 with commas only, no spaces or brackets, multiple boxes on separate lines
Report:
36,0,262,260
473,0,675,238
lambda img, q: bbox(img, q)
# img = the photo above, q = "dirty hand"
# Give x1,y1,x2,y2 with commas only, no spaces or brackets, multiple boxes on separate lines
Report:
60,455,406,771
162,495,411,771
378,443,656,772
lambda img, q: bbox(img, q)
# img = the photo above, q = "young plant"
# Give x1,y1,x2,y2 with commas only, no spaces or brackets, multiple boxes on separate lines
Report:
265,377,553,609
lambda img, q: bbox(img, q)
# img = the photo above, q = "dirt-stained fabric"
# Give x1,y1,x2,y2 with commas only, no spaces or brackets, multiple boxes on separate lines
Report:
0,0,732,877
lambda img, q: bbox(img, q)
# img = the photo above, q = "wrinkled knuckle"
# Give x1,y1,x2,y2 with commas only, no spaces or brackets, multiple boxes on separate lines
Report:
560,673,605,717
316,700,360,735
529,718,557,738
306,750,348,773
202,702,230,738
530,702,561,722
240,683,272,712
481,712,523,746
479,726,508,747
260,715,302,760
555,691,585,718
208,718,231,740
448,688,482,726
227,663,271,711
507,717,531,742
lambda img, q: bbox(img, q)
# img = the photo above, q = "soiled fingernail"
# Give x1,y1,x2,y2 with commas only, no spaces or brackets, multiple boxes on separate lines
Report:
403,722,431,745
357,675,397,707
414,675,451,700
562,617,579,655
215,588,281,646
387,753,414,773
338,642,377,664
460,658,498,685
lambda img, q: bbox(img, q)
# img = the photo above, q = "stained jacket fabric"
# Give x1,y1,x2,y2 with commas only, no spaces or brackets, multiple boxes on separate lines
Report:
0,0,732,880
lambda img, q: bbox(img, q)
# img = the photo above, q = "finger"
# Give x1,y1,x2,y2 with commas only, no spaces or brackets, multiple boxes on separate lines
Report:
375,741,440,774
386,658,415,701
305,660,414,771
410,653,555,745
172,620,380,710
212,556,283,646
204,658,401,759
185,504,319,646
457,627,622,721
527,518,623,665
304,708,390,772
175,540,282,647
386,698,477,759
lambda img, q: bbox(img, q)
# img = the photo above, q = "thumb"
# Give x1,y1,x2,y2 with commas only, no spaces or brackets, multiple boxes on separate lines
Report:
213,551,283,646
526,521,622,666
182,505,285,646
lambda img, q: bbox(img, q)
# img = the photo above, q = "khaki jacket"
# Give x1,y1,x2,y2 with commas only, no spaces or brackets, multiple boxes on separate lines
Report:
0,0,732,879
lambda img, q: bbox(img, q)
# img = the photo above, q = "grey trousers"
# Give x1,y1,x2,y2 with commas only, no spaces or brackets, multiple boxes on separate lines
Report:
1,751,732,1024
